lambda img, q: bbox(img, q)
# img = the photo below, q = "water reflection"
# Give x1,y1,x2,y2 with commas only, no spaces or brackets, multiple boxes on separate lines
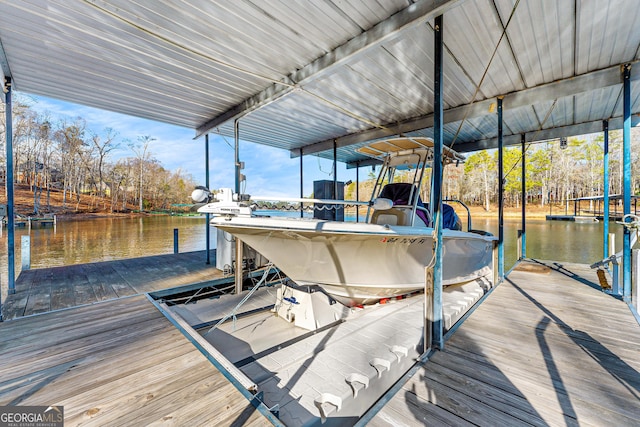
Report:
0,214,630,301
0,216,213,298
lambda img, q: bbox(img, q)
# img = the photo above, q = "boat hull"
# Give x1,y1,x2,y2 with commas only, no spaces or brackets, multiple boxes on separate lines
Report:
212,216,496,305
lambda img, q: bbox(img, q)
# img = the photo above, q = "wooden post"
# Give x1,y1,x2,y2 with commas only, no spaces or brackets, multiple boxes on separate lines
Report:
173,228,179,254
517,230,523,260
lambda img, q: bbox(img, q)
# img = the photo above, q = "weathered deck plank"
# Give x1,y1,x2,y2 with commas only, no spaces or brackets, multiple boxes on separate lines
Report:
0,295,270,426
371,259,640,426
2,250,221,320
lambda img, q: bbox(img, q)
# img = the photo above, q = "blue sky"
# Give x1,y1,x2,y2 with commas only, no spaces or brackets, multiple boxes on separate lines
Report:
19,92,364,198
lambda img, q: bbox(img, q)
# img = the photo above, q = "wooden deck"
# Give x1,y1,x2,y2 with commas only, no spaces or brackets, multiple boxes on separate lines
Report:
2,250,224,320
0,295,271,426
2,253,638,426
370,260,640,426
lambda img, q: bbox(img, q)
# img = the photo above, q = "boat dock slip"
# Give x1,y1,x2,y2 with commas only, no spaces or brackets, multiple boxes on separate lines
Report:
1,257,638,426
0,295,271,426
370,260,640,426
2,250,221,320
158,278,493,425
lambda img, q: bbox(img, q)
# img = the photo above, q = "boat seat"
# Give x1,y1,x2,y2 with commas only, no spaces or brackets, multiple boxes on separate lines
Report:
371,208,408,226
376,183,430,227
371,206,429,227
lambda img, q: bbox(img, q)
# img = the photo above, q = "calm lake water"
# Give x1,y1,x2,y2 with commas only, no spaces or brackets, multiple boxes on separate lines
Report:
0,213,630,301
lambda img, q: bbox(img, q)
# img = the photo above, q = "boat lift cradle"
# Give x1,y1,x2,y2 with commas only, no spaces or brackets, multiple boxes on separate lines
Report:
590,214,640,292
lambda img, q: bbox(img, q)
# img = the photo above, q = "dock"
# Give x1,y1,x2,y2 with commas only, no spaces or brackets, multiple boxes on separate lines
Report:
1,256,638,426
2,214,57,229
2,250,222,320
546,215,601,222
0,295,271,426
369,260,640,426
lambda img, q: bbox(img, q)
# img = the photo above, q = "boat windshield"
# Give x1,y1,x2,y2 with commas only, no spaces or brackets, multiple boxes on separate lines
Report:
366,149,429,226
357,137,465,228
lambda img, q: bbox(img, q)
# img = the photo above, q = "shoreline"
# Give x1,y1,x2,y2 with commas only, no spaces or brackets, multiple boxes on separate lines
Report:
1,184,560,222
53,205,552,221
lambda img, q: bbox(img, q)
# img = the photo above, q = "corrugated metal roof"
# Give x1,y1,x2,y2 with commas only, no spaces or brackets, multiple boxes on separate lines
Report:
1,0,639,166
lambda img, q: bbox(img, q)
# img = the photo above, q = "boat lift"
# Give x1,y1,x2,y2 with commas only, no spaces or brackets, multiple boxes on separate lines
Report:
590,214,640,295
153,262,495,425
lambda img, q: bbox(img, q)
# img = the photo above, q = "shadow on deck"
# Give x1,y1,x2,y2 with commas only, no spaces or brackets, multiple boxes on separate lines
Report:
370,260,640,426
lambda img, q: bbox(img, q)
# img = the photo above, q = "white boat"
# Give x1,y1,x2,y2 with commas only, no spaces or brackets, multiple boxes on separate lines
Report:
196,137,497,305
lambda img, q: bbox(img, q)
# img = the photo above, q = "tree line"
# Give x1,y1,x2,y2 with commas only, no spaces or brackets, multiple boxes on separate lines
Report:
345,131,639,210
1,96,197,214
457,132,639,210
3,96,638,215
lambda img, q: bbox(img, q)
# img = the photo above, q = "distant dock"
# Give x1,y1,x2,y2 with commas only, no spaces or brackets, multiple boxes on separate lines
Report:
547,194,639,222
3,214,57,229
546,214,600,222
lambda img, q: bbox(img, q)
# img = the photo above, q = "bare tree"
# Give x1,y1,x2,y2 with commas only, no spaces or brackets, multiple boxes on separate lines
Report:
91,128,120,198
129,135,155,211
53,118,86,208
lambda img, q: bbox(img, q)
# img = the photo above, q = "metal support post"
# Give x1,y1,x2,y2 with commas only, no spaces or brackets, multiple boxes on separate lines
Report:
610,233,619,295
300,148,304,218
603,120,610,259
424,268,433,355
205,134,211,264
356,162,360,222
333,141,337,221
234,119,241,195
5,77,15,295
432,14,444,350
493,241,499,288
633,249,639,312
235,238,244,295
622,64,632,301
497,96,505,281
173,228,179,254
229,119,246,302
520,134,526,259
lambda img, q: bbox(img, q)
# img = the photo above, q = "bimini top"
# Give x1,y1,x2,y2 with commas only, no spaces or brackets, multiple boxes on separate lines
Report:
356,137,465,165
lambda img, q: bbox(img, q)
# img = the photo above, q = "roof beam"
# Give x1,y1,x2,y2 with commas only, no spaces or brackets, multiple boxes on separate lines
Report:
195,0,465,138
453,115,640,153
346,157,382,169
293,61,640,157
